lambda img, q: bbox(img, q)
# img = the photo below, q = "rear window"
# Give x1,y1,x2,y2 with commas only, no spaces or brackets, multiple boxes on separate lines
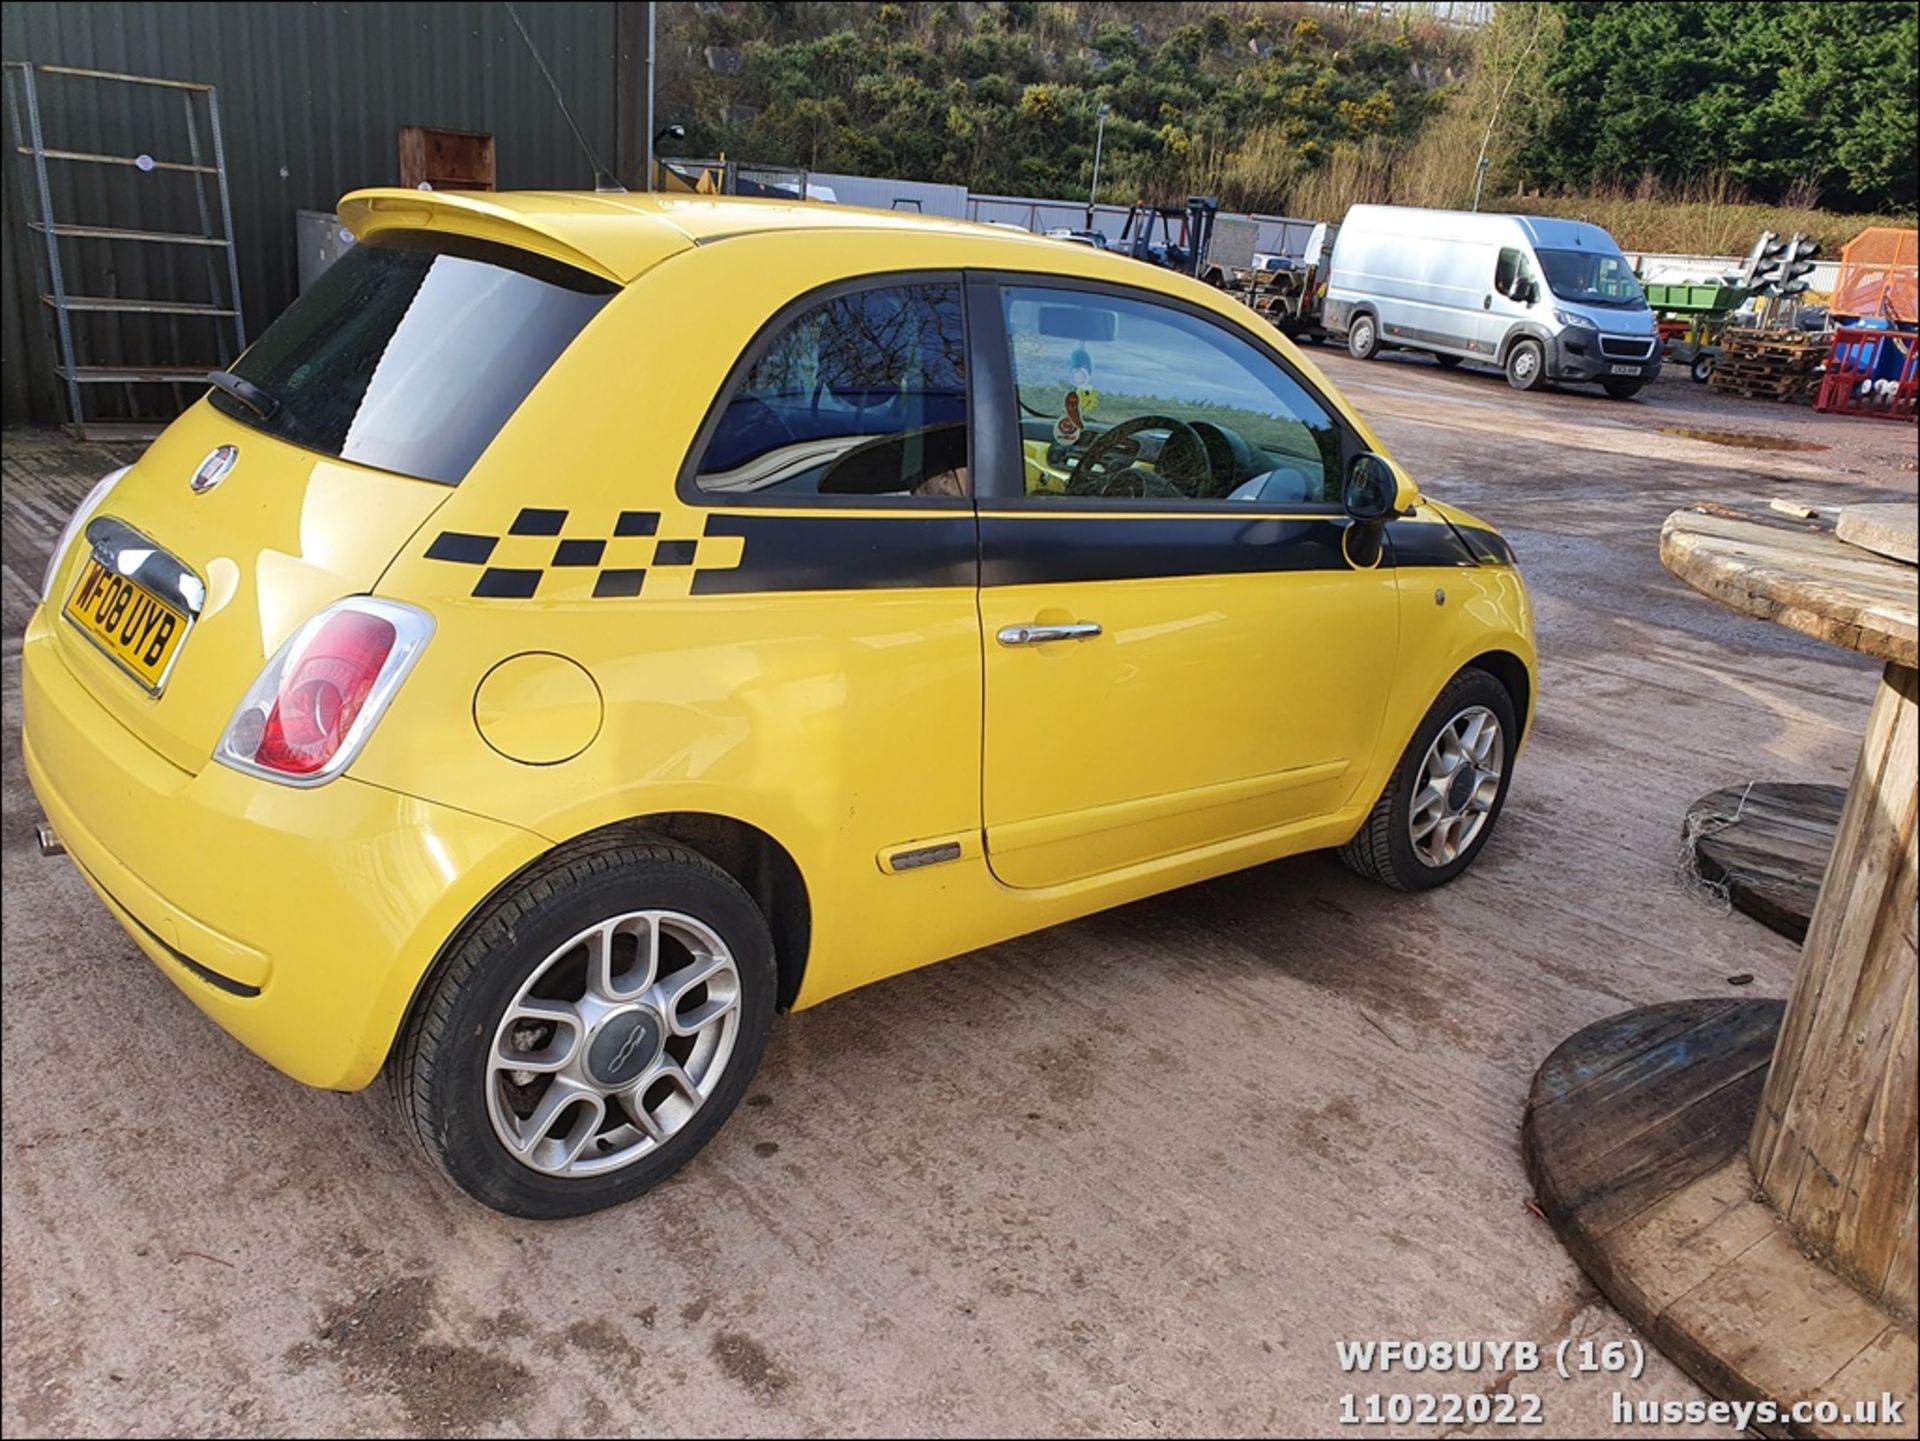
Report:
210,232,615,484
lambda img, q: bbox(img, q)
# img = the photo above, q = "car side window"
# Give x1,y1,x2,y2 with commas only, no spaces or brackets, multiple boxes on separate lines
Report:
999,285,1341,505
1495,247,1536,299
694,282,968,499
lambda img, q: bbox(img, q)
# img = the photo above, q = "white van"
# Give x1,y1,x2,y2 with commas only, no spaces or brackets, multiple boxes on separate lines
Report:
1325,205,1660,398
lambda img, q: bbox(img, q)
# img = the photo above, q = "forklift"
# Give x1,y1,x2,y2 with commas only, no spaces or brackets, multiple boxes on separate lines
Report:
1117,196,1219,280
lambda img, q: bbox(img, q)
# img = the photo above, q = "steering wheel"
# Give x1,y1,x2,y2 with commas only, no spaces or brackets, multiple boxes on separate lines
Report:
1067,414,1213,499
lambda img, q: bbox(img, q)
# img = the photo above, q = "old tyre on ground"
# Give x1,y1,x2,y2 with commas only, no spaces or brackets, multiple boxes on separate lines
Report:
1433,353,1463,369
1604,379,1644,400
1347,314,1380,360
1338,667,1518,892
1690,353,1714,384
1504,338,1546,391
391,836,777,1218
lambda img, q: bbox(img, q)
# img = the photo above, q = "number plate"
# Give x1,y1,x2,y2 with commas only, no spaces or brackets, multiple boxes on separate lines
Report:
63,557,190,692
1609,363,1641,376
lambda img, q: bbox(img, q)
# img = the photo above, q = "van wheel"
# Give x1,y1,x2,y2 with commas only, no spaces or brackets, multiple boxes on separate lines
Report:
1347,315,1380,360
1504,339,1546,391
390,838,777,1218
1338,668,1517,892
1433,353,1463,369
1603,379,1644,400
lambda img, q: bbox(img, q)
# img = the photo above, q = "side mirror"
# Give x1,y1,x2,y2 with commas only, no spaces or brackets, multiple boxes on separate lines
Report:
1344,452,1414,522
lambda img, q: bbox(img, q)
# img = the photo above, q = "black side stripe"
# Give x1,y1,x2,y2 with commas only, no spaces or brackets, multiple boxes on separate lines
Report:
425,512,1511,598
1456,525,1516,567
981,514,1350,586
1385,520,1483,570
693,513,978,593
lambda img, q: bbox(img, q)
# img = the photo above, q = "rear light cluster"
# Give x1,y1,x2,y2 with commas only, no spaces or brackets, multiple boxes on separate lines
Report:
215,597,434,786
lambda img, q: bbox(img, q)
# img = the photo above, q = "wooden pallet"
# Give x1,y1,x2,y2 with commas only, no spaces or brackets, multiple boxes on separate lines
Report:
1710,329,1824,404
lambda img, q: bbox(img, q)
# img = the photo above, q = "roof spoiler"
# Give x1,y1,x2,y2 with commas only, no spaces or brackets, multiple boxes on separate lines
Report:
337,188,683,284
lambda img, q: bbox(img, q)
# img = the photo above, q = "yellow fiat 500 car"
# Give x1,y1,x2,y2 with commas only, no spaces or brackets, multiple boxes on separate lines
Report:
25,192,1534,1217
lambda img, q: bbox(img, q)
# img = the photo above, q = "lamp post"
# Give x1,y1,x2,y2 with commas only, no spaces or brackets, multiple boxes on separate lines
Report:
1087,103,1110,229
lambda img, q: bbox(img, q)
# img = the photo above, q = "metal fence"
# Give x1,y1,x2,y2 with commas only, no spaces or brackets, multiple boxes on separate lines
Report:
1627,250,1842,294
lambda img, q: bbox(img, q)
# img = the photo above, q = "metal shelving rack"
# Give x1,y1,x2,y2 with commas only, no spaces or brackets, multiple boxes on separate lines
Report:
4,61,246,439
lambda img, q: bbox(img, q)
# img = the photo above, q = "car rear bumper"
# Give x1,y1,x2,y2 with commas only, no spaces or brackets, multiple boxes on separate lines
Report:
21,604,546,1091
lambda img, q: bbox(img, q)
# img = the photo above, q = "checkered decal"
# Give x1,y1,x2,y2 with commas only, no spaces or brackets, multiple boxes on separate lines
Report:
424,509,746,600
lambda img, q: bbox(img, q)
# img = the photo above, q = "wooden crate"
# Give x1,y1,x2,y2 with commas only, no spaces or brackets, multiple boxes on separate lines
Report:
399,125,496,191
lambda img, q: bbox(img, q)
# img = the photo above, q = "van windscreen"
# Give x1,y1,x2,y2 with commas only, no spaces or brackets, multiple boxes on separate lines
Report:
1534,249,1646,310
209,232,616,484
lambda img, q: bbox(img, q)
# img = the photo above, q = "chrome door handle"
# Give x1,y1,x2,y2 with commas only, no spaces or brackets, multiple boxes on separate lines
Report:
997,622,1102,646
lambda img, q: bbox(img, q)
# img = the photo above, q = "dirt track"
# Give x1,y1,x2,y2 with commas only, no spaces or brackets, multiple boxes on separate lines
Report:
3,355,1912,1436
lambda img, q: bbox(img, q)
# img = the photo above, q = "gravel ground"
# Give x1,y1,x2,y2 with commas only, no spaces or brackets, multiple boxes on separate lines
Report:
2,356,1911,1437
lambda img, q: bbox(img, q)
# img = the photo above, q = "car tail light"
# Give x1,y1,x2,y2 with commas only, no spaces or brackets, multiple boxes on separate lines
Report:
215,597,434,786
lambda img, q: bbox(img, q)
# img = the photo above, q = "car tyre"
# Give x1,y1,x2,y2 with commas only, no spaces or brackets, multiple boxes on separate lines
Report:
1690,354,1714,384
1504,338,1546,391
1347,315,1380,360
1338,668,1518,892
390,835,777,1218
1603,379,1644,400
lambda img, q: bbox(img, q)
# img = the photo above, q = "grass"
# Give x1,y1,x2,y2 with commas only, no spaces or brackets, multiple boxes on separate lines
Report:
1498,189,1911,260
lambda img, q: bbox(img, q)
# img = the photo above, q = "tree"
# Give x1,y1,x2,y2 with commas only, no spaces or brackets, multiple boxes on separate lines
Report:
1523,2,1917,211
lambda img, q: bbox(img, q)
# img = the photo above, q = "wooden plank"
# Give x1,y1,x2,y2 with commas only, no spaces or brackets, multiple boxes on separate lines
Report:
1564,1063,1770,1235
1686,782,1845,942
1664,1227,1897,1421
1605,1156,1777,1314
1528,1001,1782,1158
1661,508,1919,668
1752,663,1919,1317
1838,504,1920,566
1531,999,1736,1104
1823,1325,1920,1440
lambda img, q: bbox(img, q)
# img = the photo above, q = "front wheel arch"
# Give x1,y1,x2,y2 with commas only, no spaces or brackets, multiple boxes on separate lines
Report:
1465,649,1532,746
1495,324,1553,368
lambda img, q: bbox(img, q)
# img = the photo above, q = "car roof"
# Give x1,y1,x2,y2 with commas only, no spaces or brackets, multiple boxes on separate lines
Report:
1342,203,1624,256
337,188,1068,285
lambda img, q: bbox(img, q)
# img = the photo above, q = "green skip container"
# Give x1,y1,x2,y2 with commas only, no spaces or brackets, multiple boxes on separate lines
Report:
1643,280,1749,314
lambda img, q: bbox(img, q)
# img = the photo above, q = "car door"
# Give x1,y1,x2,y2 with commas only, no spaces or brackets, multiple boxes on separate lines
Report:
1477,245,1539,355
972,277,1401,890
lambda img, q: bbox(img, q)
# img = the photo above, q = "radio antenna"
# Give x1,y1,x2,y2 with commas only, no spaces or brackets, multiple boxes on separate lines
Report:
502,1,625,193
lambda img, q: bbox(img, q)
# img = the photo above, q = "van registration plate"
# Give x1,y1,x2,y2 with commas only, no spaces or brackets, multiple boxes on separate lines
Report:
1609,364,1641,376
63,557,189,693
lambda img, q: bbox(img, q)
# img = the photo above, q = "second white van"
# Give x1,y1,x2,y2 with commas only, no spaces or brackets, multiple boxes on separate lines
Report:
1325,205,1660,399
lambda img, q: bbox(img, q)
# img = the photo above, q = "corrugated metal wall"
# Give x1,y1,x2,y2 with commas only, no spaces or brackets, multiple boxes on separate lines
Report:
1,1,618,426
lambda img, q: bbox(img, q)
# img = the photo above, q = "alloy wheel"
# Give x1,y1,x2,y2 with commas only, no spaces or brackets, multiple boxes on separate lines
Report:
486,910,741,1177
1409,705,1505,868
